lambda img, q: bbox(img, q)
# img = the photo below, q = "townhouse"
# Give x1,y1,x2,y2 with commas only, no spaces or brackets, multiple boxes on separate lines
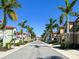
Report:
0,26,16,47
59,17,79,48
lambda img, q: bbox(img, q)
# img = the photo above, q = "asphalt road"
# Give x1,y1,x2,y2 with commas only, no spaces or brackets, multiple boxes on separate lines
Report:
1,40,69,59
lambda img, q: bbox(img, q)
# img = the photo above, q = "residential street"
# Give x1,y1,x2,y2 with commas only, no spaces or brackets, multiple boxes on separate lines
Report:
1,40,68,59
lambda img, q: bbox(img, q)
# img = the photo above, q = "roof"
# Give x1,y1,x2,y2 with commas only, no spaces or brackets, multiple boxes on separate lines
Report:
16,32,26,35
0,25,15,29
5,26,15,29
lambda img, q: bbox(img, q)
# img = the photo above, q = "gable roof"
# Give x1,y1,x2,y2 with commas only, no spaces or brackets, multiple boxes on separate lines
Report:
0,24,15,29
5,26,15,29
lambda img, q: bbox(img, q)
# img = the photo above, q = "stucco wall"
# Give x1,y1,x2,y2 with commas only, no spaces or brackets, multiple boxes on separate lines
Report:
0,28,16,44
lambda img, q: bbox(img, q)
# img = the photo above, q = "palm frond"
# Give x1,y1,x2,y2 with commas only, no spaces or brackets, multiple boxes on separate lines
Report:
10,0,16,3
24,26,28,28
21,20,27,28
45,24,49,27
45,24,50,30
8,9,17,21
52,19,57,24
11,3,21,8
23,20,27,24
63,20,67,26
1,0,7,5
60,14,65,24
70,12,79,17
0,6,3,9
18,23,21,26
52,24,58,28
49,18,53,24
65,0,69,7
14,3,21,8
69,0,78,8
9,0,21,8
58,6,66,12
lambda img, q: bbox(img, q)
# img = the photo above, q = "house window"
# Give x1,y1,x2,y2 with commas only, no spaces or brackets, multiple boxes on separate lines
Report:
77,22,79,31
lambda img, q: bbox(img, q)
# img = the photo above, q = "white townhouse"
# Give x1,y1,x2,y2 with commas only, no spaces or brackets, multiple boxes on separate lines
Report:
0,26,16,46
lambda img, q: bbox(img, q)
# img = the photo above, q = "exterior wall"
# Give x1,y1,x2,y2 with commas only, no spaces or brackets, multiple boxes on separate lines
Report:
66,18,79,45
77,32,79,44
69,20,79,45
69,24,73,29
53,33,57,37
60,29,64,34
0,30,3,40
69,23,74,32
5,29,13,43
60,18,79,46
0,28,16,46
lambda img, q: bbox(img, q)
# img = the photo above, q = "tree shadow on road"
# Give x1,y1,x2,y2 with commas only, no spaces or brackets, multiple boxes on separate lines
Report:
37,56,67,59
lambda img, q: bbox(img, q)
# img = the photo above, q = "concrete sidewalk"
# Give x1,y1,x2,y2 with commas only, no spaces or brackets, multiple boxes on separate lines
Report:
0,43,30,59
52,47,79,59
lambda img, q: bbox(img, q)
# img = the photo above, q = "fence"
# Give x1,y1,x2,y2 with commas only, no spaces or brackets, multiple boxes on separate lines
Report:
61,32,79,45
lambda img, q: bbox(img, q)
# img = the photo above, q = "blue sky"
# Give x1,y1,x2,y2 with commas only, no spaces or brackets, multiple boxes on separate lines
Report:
0,0,79,37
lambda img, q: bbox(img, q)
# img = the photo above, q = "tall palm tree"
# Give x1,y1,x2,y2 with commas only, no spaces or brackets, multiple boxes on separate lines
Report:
58,0,79,33
41,30,47,41
44,18,58,42
26,26,33,37
42,28,49,42
0,0,20,46
26,26,36,40
31,31,36,40
18,20,27,43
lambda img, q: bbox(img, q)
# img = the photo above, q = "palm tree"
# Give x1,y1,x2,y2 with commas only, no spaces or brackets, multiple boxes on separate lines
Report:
26,26,36,40
18,20,27,43
58,0,79,33
26,26,33,37
31,31,36,40
42,28,49,42
41,30,47,41
0,0,21,46
44,18,58,43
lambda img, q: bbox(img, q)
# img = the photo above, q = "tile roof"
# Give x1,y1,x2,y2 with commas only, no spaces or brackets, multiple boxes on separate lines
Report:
5,26,15,29
16,32,26,35
0,24,15,29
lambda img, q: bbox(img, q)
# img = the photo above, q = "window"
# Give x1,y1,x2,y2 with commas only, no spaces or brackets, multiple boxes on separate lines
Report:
76,22,79,31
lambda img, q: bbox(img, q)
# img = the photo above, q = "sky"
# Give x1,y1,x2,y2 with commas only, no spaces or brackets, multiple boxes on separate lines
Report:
0,0,79,37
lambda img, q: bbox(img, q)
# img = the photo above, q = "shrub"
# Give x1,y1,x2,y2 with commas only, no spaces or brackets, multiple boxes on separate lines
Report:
4,43,12,49
0,43,2,48
15,42,20,46
24,41,28,44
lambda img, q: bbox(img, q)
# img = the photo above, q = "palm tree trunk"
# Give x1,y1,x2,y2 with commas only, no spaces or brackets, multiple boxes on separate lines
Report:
3,9,7,47
46,33,49,43
43,30,49,41
65,14,70,48
66,14,69,33
21,28,24,44
51,32,53,40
